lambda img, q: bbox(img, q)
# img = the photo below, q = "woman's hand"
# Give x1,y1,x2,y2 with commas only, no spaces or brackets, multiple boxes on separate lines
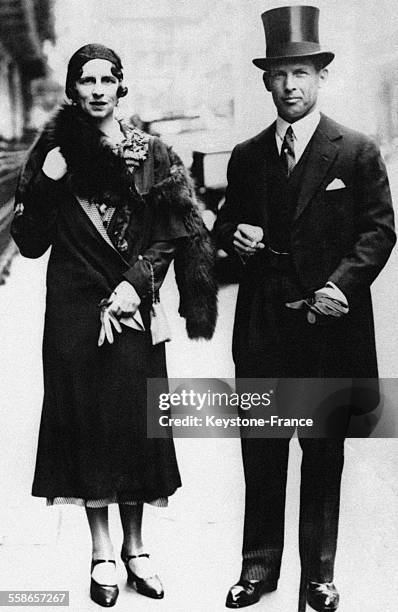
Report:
98,306,122,346
42,147,68,181
98,282,141,346
107,281,141,317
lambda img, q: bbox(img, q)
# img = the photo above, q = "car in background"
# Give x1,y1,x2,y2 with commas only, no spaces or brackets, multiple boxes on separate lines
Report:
190,147,241,284
135,113,240,283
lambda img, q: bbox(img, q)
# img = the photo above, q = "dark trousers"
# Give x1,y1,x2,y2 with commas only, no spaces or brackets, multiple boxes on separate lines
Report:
240,436,344,583
235,257,347,583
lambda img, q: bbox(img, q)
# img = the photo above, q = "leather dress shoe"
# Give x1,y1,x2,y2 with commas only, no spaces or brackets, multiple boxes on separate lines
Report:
225,579,277,608
307,582,340,611
121,548,164,599
90,559,119,607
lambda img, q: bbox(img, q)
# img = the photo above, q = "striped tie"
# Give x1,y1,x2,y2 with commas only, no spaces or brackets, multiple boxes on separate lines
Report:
281,125,295,177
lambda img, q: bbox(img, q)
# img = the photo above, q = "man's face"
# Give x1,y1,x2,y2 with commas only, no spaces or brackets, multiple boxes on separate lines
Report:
265,59,328,122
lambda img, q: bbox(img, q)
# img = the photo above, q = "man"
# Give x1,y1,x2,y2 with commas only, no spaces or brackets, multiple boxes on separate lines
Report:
214,6,395,611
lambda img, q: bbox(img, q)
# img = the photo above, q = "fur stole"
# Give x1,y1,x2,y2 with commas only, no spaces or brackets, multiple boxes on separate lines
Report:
18,104,218,340
149,154,218,339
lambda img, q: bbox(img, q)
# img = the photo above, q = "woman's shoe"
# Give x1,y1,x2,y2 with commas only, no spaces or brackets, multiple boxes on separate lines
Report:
121,548,164,599
90,559,119,607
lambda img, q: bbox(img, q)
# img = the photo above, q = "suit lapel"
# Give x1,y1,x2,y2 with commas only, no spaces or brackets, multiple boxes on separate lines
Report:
293,115,341,222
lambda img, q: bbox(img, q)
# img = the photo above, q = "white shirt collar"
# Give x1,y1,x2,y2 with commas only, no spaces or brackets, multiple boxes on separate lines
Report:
276,108,321,143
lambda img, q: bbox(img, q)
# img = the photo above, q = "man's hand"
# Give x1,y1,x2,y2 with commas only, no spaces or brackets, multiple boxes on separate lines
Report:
42,147,68,181
286,292,348,325
233,223,265,257
309,293,348,319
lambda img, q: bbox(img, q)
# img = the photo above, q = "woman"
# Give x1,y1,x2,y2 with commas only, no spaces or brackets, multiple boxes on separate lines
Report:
12,44,217,607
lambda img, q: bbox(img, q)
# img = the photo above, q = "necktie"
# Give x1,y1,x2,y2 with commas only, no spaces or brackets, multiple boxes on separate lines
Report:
281,125,295,177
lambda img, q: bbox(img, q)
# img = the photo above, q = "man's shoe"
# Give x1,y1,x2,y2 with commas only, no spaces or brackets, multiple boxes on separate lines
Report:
225,579,277,608
307,582,339,611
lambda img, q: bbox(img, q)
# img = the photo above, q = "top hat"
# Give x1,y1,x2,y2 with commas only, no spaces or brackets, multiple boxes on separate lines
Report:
253,5,334,70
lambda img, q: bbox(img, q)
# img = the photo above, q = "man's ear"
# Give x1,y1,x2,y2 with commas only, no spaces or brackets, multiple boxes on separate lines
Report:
262,72,272,92
318,68,329,88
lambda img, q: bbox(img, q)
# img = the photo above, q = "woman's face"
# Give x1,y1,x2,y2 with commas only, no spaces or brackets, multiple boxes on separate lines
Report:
74,59,120,121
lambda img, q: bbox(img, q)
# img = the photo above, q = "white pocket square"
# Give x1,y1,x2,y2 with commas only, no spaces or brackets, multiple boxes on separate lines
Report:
326,178,346,191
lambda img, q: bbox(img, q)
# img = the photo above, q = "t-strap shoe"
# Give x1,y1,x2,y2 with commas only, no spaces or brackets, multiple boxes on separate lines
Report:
121,548,164,599
90,559,119,607
307,581,340,611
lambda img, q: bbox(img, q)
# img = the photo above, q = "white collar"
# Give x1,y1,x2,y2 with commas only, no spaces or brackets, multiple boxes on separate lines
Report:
276,109,321,142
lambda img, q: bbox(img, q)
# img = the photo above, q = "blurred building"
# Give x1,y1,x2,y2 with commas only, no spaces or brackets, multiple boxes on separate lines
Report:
0,0,55,282
0,0,55,141
233,0,398,149
52,0,238,122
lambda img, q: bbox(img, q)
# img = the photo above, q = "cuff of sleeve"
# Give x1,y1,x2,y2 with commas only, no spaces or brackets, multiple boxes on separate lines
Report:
316,282,348,306
37,168,62,188
122,267,148,298
28,169,63,202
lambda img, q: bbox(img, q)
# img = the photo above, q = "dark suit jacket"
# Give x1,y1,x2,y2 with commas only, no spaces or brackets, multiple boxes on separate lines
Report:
215,114,396,379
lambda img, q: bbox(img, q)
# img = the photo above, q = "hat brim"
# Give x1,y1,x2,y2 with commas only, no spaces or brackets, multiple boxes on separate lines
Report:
253,51,334,71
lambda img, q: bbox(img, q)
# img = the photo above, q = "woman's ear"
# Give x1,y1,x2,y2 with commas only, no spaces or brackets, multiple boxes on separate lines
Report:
117,85,128,98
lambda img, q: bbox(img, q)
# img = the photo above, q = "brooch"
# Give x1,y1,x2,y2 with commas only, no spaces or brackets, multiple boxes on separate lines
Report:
120,122,149,171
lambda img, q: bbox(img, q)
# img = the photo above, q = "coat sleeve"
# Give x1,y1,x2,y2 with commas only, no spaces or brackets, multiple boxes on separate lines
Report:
122,241,177,299
328,138,396,301
122,143,189,299
213,145,244,255
124,139,217,340
11,168,61,259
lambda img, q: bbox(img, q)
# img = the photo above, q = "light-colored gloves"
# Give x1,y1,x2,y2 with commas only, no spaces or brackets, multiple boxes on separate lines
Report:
286,290,349,325
107,280,141,317
98,281,141,346
42,147,68,181
98,303,122,346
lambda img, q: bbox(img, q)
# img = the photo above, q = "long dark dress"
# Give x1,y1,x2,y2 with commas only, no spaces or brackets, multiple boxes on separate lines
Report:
12,132,186,503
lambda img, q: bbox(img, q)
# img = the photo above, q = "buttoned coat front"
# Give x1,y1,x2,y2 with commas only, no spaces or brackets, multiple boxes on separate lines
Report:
11,107,217,502
215,114,396,383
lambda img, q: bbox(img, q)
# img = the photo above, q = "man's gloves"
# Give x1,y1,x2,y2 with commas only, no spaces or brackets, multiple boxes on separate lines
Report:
98,281,141,346
286,290,349,325
308,292,349,322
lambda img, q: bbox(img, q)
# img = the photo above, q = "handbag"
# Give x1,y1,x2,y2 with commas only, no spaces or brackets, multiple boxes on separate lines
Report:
148,259,172,345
